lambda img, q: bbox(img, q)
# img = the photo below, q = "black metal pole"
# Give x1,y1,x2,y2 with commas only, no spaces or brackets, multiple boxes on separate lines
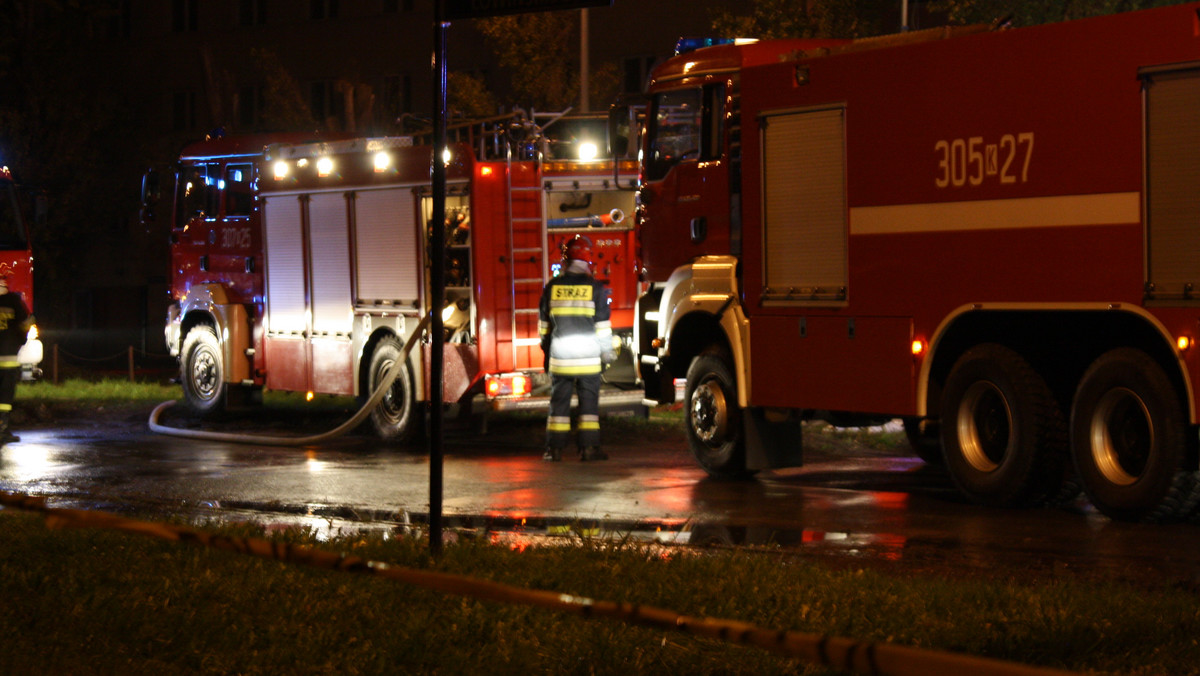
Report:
429,0,447,557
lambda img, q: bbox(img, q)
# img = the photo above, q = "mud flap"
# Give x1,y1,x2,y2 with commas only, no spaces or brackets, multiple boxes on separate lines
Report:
743,408,803,470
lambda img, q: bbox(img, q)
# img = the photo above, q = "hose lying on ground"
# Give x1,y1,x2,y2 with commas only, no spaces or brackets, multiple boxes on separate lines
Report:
149,314,431,447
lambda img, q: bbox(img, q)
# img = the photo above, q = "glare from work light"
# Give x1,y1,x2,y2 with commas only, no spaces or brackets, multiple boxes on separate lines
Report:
374,151,391,172
1178,335,1192,351
578,141,599,161
317,157,334,176
442,147,452,165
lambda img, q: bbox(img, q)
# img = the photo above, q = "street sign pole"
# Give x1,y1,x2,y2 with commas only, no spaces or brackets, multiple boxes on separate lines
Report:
429,0,448,557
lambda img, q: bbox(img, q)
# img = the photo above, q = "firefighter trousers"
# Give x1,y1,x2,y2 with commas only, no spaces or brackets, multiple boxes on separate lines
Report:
546,372,601,451
0,363,18,437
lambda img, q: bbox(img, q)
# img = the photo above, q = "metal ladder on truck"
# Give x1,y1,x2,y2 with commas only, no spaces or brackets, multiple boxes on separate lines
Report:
501,109,573,372
504,137,548,372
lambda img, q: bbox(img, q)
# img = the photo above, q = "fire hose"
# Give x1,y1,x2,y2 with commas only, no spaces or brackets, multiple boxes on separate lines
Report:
546,208,624,229
149,314,431,446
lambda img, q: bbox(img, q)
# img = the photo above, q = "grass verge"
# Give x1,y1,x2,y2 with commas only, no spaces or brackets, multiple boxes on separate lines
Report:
0,509,1195,675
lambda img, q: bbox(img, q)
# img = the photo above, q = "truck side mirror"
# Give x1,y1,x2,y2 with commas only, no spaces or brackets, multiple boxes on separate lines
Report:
608,107,630,158
141,168,160,209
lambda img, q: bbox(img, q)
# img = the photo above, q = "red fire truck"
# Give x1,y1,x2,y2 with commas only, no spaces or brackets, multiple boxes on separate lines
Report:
626,4,1200,522
0,163,42,379
153,118,640,441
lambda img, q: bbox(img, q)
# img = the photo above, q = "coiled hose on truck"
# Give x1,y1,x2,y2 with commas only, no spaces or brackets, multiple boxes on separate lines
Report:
148,314,430,447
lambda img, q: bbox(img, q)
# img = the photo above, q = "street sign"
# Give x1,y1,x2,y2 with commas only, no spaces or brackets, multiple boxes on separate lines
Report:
445,0,611,20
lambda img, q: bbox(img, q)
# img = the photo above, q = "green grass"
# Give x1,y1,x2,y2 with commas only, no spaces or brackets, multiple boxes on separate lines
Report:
18,377,181,403
0,510,1195,675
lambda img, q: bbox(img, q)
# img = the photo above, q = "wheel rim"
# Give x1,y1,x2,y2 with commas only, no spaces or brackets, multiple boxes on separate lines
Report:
190,346,219,402
957,381,1011,473
1089,387,1151,487
690,378,729,446
375,360,405,424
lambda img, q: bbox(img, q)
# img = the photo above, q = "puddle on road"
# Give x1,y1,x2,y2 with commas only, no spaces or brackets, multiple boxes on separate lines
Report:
92,498,912,561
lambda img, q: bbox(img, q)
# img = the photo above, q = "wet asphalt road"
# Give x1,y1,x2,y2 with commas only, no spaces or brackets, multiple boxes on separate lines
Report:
2,402,1199,585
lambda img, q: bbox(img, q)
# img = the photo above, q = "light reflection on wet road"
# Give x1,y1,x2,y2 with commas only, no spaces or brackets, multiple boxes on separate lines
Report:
2,418,1199,584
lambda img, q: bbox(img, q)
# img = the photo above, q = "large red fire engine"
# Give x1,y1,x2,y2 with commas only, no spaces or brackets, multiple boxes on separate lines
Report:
626,3,1200,522
0,163,42,379
153,116,640,441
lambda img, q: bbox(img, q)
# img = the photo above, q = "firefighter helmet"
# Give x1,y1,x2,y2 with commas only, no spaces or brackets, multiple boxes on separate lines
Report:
562,235,594,265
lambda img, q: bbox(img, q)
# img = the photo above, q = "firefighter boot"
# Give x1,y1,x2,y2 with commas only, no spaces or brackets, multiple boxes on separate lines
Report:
542,447,562,462
0,413,19,445
579,446,607,461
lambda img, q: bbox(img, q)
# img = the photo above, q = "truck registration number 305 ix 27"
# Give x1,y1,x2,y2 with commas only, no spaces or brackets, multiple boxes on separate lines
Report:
220,227,252,249
935,133,1034,188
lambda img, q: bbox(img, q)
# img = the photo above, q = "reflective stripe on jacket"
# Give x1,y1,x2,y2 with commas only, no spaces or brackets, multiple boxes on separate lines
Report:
538,268,611,376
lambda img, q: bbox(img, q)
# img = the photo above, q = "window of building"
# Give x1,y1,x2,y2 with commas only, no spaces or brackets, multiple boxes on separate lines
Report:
311,0,339,20
380,74,412,122
105,0,132,39
239,0,266,26
237,86,262,131
172,91,196,132
310,80,345,128
172,0,198,32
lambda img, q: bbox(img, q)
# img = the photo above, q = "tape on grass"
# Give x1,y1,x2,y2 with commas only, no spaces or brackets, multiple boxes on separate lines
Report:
0,490,1080,676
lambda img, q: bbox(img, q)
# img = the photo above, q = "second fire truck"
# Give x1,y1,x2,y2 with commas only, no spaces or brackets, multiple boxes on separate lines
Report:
152,117,640,441
626,3,1200,522
0,163,42,379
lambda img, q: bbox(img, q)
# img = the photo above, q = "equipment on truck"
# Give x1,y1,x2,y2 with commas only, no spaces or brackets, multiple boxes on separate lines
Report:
147,114,642,441
624,4,1200,522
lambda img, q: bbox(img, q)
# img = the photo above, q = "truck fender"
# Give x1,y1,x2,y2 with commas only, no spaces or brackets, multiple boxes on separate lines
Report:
177,283,253,385
659,256,751,407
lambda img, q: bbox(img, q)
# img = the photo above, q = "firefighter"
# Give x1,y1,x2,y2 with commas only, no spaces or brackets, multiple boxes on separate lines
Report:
0,270,30,444
539,235,614,461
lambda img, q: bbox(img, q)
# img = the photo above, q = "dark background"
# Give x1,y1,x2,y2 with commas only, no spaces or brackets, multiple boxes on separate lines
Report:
0,0,929,376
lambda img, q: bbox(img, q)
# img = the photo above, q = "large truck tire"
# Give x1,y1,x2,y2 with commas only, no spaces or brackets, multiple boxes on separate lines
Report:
181,325,227,415
363,335,420,443
940,344,1068,507
684,348,754,479
1070,348,1200,522
903,417,943,465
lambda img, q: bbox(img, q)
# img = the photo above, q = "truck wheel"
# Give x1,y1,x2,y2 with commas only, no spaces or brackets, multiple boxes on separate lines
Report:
1071,349,1199,522
181,325,226,414
364,336,419,443
940,344,1067,506
903,417,943,465
685,349,752,478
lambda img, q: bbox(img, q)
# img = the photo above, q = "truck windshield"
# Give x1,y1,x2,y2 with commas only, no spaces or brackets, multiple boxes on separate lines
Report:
176,163,222,225
645,88,702,181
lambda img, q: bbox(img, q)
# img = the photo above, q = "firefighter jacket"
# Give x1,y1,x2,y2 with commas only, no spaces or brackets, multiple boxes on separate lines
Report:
0,290,29,362
538,264,612,376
